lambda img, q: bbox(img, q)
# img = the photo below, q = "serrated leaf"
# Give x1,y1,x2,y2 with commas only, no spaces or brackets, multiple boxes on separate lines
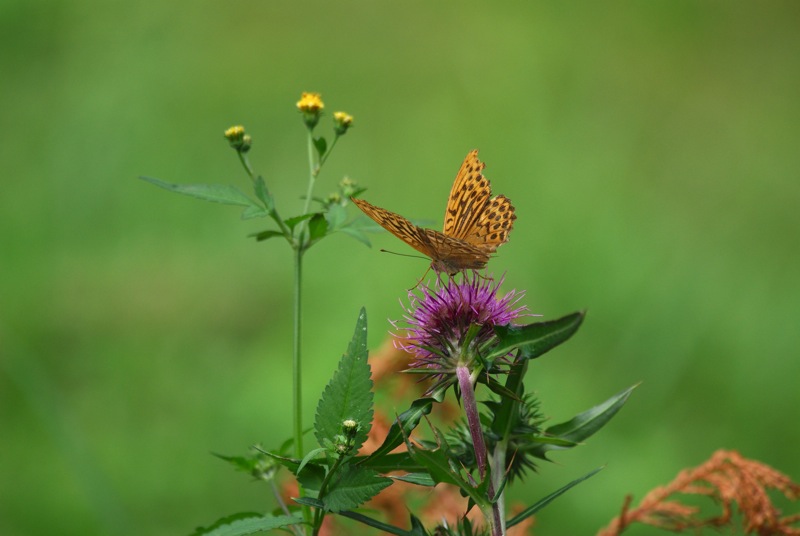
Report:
212,453,254,473
284,213,315,230
489,311,585,361
535,384,638,455
250,230,284,242
506,466,604,528
190,512,304,536
139,176,258,207
308,213,328,243
314,309,373,455
313,136,327,157
323,467,392,513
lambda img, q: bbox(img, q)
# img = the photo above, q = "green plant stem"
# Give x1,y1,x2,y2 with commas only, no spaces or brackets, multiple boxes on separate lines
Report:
316,134,339,171
311,455,346,536
293,247,304,461
238,151,256,179
293,246,311,534
302,132,316,215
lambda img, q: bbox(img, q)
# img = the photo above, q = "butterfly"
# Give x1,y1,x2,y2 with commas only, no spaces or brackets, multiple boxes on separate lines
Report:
351,150,516,275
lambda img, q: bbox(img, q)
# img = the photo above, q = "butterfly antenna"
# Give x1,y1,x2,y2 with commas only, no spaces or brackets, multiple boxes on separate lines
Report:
379,249,428,261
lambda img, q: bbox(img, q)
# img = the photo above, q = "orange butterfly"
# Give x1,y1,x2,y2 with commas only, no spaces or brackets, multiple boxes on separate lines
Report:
352,150,516,275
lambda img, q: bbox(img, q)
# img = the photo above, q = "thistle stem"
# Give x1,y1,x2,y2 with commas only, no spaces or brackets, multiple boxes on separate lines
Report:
456,366,503,536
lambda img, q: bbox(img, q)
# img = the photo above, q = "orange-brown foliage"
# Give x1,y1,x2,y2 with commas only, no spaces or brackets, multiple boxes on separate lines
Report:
597,449,800,536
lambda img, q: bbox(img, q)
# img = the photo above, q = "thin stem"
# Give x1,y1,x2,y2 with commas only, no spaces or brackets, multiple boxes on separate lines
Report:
456,366,504,536
302,132,316,215
293,246,310,533
316,134,339,171
271,479,302,536
457,366,489,478
311,455,346,536
238,151,256,180
493,441,508,535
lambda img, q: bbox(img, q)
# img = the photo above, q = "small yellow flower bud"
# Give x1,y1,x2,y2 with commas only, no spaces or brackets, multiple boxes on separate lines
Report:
224,125,247,150
297,92,324,130
333,111,354,136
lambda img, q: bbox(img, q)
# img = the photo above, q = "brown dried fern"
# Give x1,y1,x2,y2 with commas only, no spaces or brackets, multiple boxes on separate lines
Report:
597,449,800,536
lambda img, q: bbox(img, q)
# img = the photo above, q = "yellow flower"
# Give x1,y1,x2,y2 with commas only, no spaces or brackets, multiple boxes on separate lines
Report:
297,92,324,130
296,92,324,113
224,125,245,142
333,111,354,135
224,125,248,151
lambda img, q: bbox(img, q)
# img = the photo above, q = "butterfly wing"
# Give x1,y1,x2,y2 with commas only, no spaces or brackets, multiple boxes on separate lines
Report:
351,197,440,259
352,196,490,274
443,150,516,253
443,150,493,241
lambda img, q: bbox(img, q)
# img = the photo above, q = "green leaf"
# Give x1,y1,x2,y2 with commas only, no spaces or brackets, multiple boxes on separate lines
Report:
249,230,284,242
293,500,417,536
361,388,445,463
308,213,328,243
313,136,327,157
323,467,392,513
325,204,347,231
535,384,638,455
253,176,274,212
407,443,489,510
297,447,327,475
489,360,528,439
140,176,257,207
339,226,372,247
256,450,325,493
354,452,423,473
240,205,269,220
190,512,304,536
390,472,436,487
506,466,604,528
314,308,373,455
489,311,585,361
284,213,315,230
212,453,254,473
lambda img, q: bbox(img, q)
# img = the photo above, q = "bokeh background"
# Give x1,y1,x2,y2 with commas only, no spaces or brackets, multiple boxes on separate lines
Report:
2,1,799,535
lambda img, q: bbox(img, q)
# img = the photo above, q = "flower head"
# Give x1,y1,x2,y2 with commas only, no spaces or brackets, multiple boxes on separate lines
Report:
393,273,527,391
296,92,324,129
333,111,354,135
224,125,247,151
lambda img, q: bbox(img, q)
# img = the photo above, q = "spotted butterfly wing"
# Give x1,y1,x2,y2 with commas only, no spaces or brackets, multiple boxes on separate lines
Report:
352,150,515,275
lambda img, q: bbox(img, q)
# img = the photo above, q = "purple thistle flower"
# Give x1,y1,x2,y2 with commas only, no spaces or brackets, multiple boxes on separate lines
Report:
393,273,528,391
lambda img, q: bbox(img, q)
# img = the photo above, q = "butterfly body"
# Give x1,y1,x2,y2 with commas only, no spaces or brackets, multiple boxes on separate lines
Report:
352,150,516,275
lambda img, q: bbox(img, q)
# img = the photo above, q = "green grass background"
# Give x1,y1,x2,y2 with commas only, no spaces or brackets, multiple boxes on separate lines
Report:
2,1,799,534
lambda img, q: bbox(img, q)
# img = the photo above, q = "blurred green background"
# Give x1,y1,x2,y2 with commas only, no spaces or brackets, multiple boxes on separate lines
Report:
2,1,799,534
